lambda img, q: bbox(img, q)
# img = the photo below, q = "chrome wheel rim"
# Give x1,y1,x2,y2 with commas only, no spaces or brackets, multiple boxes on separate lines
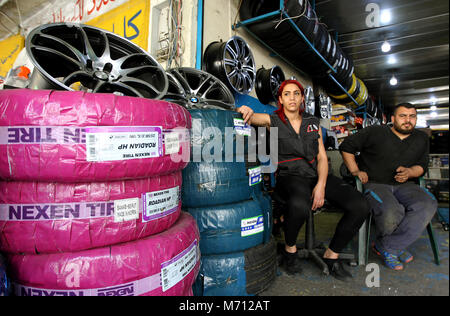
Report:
304,86,315,115
165,67,235,110
223,36,256,94
203,36,256,95
26,23,168,99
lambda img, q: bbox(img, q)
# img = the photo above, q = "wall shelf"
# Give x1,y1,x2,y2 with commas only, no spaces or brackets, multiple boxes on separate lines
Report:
232,0,363,108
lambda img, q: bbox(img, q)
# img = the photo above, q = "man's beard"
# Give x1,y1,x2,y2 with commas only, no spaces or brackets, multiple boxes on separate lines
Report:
394,122,414,135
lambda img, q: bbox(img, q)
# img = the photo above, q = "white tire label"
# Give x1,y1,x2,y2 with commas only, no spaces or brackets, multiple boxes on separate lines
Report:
241,215,264,237
113,198,140,223
249,166,262,186
164,132,180,155
85,126,163,162
234,118,252,136
161,240,198,292
142,186,179,222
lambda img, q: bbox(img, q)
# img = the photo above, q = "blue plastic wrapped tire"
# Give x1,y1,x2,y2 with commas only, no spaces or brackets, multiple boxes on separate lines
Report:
182,161,263,208
0,253,11,296
186,199,265,255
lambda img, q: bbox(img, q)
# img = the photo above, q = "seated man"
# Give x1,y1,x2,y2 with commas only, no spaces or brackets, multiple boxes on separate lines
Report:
340,103,437,270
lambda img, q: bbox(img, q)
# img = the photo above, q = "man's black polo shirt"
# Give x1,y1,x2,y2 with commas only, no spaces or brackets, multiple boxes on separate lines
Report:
339,125,429,185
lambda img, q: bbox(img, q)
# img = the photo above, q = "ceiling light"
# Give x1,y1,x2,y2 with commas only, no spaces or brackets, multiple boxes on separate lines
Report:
387,56,397,64
380,10,392,24
381,41,391,53
389,75,398,86
430,96,437,104
430,111,438,118
430,105,437,111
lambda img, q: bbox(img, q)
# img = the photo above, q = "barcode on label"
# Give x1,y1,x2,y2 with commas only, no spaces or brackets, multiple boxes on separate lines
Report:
161,240,198,292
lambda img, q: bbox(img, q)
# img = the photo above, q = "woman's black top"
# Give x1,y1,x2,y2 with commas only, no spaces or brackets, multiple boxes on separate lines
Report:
270,112,320,178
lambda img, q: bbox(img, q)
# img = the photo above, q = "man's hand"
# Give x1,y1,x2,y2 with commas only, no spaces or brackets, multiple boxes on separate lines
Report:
236,106,254,124
352,170,369,184
395,166,412,183
311,184,325,211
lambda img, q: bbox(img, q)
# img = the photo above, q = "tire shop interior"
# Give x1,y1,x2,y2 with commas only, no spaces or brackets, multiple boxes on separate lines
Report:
0,0,448,297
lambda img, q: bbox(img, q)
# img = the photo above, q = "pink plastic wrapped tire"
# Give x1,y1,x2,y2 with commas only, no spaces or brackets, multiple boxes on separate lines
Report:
0,89,191,182
0,172,182,254
8,212,200,296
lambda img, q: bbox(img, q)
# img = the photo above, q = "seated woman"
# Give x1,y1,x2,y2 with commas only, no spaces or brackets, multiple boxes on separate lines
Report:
237,80,370,281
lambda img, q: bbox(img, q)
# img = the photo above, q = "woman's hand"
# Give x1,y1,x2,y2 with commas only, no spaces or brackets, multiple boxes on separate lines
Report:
311,184,325,211
237,106,254,124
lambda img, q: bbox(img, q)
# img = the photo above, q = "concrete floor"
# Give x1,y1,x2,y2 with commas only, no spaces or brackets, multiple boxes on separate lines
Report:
260,211,449,296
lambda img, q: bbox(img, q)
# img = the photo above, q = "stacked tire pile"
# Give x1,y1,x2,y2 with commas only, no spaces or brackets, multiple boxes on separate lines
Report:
182,109,277,296
239,0,368,107
0,22,201,296
0,89,200,296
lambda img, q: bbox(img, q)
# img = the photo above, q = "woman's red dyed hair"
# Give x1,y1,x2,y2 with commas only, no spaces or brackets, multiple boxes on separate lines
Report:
274,79,305,124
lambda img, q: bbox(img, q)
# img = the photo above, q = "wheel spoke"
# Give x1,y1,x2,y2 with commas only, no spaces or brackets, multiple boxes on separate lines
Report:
170,69,193,94
31,45,83,69
120,65,161,77
78,26,99,61
227,69,238,79
61,70,90,86
38,33,86,64
225,45,238,60
224,58,237,68
99,31,111,59
195,74,213,93
108,82,145,98
118,76,160,95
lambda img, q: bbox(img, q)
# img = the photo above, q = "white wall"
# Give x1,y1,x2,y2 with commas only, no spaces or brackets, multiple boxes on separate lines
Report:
148,0,198,69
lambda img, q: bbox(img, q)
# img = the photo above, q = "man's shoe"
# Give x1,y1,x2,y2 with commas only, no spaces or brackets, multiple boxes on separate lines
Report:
372,243,404,271
282,249,303,275
398,250,414,264
324,258,353,282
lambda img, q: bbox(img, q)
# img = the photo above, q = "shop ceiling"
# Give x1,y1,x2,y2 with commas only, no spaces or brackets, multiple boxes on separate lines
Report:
1,0,448,114
315,0,449,112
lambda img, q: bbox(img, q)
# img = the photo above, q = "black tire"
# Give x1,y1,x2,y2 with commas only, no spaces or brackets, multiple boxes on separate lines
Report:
330,79,360,105
255,66,285,104
239,0,313,42
244,236,277,294
195,236,277,296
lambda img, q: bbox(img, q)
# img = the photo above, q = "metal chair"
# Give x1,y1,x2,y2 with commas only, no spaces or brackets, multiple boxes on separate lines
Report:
355,177,440,266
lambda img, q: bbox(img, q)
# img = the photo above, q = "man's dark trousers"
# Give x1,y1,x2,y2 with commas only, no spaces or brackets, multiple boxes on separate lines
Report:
364,182,437,254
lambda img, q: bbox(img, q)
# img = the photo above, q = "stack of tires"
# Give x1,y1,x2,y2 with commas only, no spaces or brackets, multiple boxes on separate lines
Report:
0,89,200,296
182,109,277,296
327,74,369,109
239,0,368,106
